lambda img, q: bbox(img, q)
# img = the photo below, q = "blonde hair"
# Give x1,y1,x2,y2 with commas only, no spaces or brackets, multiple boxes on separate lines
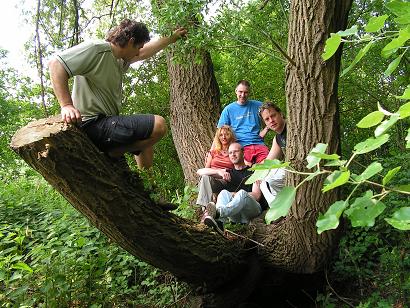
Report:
213,125,236,152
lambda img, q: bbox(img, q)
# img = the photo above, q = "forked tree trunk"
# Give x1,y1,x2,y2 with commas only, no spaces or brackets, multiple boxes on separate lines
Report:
252,0,353,273
166,49,221,185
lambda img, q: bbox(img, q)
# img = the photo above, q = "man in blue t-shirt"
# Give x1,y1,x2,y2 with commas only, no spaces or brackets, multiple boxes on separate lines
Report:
217,80,269,165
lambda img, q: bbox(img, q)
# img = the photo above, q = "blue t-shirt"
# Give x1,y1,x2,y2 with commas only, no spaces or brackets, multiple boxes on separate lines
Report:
217,100,264,147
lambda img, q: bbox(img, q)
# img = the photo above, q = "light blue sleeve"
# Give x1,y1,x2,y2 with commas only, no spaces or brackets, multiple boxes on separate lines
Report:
217,106,231,127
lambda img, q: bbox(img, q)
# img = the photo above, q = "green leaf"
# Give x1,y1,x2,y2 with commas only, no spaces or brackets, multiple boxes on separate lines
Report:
316,200,349,234
345,192,386,227
11,262,33,273
386,0,410,18
395,184,410,192
395,85,410,100
381,27,410,58
406,128,410,148
354,134,390,154
365,15,388,32
324,160,347,167
322,33,342,60
398,101,410,119
374,115,400,137
337,25,358,37
384,53,404,77
265,186,296,224
357,111,385,128
355,162,383,181
382,166,401,186
250,159,289,170
306,143,328,169
245,169,270,184
385,207,410,230
309,152,340,160
341,41,374,77
322,170,350,192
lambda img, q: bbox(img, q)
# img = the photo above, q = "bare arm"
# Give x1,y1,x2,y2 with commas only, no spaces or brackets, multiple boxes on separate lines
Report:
204,152,213,168
130,28,187,63
259,126,270,138
48,58,82,124
266,138,283,160
196,168,231,181
249,181,262,201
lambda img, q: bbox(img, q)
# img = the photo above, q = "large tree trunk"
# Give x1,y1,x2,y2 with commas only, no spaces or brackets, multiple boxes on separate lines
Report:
253,0,353,273
10,117,248,290
166,49,221,185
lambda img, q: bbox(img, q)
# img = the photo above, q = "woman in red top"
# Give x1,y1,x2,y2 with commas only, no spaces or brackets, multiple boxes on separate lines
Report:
205,125,236,169
196,125,236,207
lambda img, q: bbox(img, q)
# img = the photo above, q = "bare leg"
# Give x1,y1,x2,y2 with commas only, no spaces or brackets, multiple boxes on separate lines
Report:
107,115,167,168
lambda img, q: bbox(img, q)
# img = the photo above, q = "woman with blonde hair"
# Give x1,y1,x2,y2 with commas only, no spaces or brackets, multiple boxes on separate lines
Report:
196,125,236,207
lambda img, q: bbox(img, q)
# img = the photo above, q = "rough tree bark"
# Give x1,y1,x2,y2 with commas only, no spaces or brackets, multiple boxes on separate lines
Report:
252,0,352,273
166,49,221,185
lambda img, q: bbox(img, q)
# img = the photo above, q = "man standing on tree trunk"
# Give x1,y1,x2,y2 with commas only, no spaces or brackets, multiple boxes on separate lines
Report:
217,80,269,165
48,19,186,170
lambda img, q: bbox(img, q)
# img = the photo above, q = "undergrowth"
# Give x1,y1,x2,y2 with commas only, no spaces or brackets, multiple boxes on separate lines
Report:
0,171,191,307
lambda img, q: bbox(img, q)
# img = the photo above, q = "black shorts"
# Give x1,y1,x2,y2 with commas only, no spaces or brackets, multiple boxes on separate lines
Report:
80,114,155,152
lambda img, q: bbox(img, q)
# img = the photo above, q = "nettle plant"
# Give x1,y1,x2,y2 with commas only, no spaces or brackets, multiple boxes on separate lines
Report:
247,0,410,233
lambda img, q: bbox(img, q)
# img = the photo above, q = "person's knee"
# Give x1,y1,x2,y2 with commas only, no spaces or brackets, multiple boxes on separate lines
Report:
152,115,167,140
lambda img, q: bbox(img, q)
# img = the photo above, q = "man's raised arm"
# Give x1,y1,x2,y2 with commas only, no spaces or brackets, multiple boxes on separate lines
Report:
131,27,187,62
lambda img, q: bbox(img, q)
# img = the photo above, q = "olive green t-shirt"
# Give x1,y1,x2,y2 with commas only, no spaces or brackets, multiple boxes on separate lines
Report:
56,40,130,121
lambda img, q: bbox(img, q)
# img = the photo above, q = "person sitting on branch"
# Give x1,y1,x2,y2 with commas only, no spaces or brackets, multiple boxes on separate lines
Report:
48,19,187,170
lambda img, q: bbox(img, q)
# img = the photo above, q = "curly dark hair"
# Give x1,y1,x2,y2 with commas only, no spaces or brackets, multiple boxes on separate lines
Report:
106,19,150,48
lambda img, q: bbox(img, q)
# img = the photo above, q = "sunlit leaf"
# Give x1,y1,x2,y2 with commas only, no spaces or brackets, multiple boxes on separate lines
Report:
384,53,404,77
406,128,410,148
355,162,383,181
354,134,390,154
337,25,358,37
322,170,350,192
345,192,386,227
385,207,410,230
374,115,400,137
305,170,321,182
250,159,289,170
316,200,349,234
398,101,410,119
341,41,374,77
309,152,340,160
11,261,33,273
306,143,328,169
382,166,401,186
245,169,270,184
357,111,384,128
381,27,410,58
395,85,410,100
324,160,347,167
365,15,388,32
265,186,296,224
322,33,342,60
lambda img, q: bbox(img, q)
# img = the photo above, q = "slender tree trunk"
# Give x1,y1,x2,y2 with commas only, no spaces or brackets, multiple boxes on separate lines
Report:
166,49,221,185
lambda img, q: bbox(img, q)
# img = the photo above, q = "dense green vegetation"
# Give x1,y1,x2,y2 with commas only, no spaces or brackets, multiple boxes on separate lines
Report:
1,0,409,306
